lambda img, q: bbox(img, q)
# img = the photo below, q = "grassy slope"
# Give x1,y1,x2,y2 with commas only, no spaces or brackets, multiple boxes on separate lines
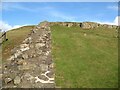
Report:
51,25,118,88
2,26,34,60
1,24,118,88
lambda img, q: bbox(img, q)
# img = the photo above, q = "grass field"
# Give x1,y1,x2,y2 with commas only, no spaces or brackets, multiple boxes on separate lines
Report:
2,26,34,60
51,25,118,88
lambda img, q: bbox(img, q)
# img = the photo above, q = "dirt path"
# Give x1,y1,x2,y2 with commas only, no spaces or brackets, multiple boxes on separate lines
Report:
2,22,55,88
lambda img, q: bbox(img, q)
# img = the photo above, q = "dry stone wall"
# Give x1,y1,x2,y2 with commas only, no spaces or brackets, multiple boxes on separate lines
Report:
49,22,118,29
2,22,55,88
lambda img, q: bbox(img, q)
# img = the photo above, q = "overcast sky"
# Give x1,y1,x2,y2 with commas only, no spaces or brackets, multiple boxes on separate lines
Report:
0,2,119,31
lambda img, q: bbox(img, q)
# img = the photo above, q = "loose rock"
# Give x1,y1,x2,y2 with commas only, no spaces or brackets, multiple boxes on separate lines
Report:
14,76,21,85
4,78,12,84
41,64,48,72
22,53,28,59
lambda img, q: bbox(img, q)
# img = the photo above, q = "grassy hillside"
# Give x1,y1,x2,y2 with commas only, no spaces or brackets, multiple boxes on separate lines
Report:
1,23,118,88
2,25,35,60
51,25,118,88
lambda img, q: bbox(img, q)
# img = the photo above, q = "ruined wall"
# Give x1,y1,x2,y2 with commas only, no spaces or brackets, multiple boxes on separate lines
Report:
49,22,118,29
2,22,55,88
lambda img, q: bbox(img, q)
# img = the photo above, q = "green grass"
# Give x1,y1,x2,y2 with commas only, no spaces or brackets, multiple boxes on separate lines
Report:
51,25,118,88
2,25,34,60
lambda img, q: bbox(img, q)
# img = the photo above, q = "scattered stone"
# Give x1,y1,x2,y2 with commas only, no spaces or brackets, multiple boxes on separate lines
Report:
14,50,22,59
35,43,45,49
29,44,34,48
67,23,73,27
17,59,25,65
20,47,29,52
24,73,35,81
36,50,42,55
45,51,50,56
41,64,48,72
22,53,28,59
49,63,54,69
23,38,29,44
14,76,21,85
46,71,54,78
20,44,29,48
62,23,68,26
18,63,35,71
4,77,12,84
81,22,92,29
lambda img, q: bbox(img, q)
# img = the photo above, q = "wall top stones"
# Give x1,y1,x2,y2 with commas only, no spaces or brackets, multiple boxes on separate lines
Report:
48,21,118,29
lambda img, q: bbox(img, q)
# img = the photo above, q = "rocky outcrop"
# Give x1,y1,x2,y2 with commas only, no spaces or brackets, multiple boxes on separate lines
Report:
2,21,55,88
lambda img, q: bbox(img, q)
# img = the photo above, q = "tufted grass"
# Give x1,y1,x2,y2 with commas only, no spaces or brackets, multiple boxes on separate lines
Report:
51,25,118,88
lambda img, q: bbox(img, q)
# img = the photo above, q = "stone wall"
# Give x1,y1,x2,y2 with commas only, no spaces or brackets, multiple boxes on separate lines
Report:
49,22,118,29
2,21,55,88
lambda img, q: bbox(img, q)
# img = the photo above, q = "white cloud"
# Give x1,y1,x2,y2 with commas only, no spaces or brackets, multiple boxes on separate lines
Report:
92,16,120,26
0,21,12,31
96,21,115,25
0,21,27,31
113,16,120,26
